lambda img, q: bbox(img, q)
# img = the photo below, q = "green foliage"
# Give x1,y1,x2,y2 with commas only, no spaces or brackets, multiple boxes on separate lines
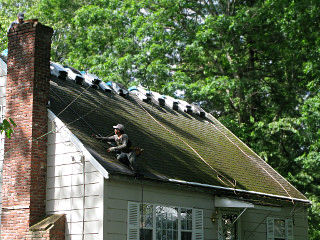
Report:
1,0,320,237
0,0,37,50
0,118,16,138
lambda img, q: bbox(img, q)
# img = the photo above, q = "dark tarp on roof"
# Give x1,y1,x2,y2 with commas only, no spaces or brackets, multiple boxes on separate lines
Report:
49,77,307,201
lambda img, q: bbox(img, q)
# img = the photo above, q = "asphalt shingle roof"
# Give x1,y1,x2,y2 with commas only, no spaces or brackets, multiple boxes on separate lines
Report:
49,76,307,201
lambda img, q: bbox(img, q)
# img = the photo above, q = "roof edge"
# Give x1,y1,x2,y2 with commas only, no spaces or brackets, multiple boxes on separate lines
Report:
48,109,109,179
168,179,311,205
205,113,307,200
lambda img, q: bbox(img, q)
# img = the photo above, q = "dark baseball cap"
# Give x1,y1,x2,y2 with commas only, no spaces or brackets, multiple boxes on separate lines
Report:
17,12,24,20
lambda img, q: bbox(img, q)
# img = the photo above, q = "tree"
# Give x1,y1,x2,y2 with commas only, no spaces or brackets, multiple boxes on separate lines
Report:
63,1,320,237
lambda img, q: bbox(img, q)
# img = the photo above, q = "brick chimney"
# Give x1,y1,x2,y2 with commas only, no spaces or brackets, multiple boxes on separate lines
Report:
1,20,53,239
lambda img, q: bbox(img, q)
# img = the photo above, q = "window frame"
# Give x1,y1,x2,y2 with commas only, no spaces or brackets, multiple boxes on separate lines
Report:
266,217,293,240
128,202,203,240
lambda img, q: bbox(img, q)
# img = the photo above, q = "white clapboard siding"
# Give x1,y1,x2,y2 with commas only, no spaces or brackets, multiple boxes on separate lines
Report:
0,84,5,235
65,234,101,240
106,183,213,209
47,172,101,190
0,83,6,105
69,221,102,234
47,142,81,156
70,208,104,222
104,233,127,240
46,199,72,212
47,153,81,167
105,208,127,222
46,116,104,240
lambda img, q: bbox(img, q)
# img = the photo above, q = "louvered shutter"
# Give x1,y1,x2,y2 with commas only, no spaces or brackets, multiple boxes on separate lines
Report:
266,217,274,240
128,202,140,240
193,209,204,240
217,215,224,240
285,219,293,240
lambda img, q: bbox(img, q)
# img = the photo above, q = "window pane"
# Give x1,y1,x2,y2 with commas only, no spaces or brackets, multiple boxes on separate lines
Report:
157,214,161,229
168,213,173,229
162,230,166,240
221,213,238,240
187,220,192,230
173,218,177,229
156,206,178,240
140,229,152,240
181,218,186,230
140,204,153,228
181,208,192,230
156,228,179,240
173,230,178,240
157,229,161,239
274,219,285,238
181,231,192,240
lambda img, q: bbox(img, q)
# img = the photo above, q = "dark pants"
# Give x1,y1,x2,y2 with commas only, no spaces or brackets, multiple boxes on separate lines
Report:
117,151,137,171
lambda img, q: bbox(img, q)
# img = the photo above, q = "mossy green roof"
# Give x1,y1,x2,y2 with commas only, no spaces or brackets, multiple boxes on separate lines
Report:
49,77,307,201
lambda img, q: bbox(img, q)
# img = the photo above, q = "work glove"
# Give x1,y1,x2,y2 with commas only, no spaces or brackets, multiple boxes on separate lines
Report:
108,147,116,152
93,134,102,139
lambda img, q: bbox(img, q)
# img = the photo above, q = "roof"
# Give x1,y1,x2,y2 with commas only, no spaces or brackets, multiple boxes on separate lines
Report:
48,75,308,202
0,55,7,77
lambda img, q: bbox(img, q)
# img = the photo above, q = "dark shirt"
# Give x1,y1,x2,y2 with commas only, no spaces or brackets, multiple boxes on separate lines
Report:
7,20,19,33
98,134,131,153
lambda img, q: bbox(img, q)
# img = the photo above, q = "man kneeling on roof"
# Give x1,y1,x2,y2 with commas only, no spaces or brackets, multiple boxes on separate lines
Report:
95,124,138,171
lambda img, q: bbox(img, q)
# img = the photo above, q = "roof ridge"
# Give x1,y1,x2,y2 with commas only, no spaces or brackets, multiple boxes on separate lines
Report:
50,62,206,118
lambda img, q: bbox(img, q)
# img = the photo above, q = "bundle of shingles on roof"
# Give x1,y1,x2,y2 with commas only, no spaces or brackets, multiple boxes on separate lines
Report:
50,61,206,117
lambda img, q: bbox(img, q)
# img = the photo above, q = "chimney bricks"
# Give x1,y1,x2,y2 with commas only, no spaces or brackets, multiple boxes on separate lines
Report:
1,21,53,239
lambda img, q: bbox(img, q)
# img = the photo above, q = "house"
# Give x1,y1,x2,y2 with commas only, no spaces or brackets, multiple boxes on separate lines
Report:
0,20,310,240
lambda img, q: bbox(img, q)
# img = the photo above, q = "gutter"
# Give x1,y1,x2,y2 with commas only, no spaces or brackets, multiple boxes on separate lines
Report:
168,179,311,204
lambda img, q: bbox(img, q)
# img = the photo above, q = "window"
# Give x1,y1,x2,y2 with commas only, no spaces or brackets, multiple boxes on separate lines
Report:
274,219,285,240
267,218,293,240
217,212,239,240
128,202,203,240
180,208,192,240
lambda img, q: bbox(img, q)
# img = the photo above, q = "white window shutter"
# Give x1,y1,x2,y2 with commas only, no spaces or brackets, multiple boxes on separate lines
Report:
285,219,294,240
217,215,224,240
128,202,140,240
266,217,274,240
193,209,204,240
